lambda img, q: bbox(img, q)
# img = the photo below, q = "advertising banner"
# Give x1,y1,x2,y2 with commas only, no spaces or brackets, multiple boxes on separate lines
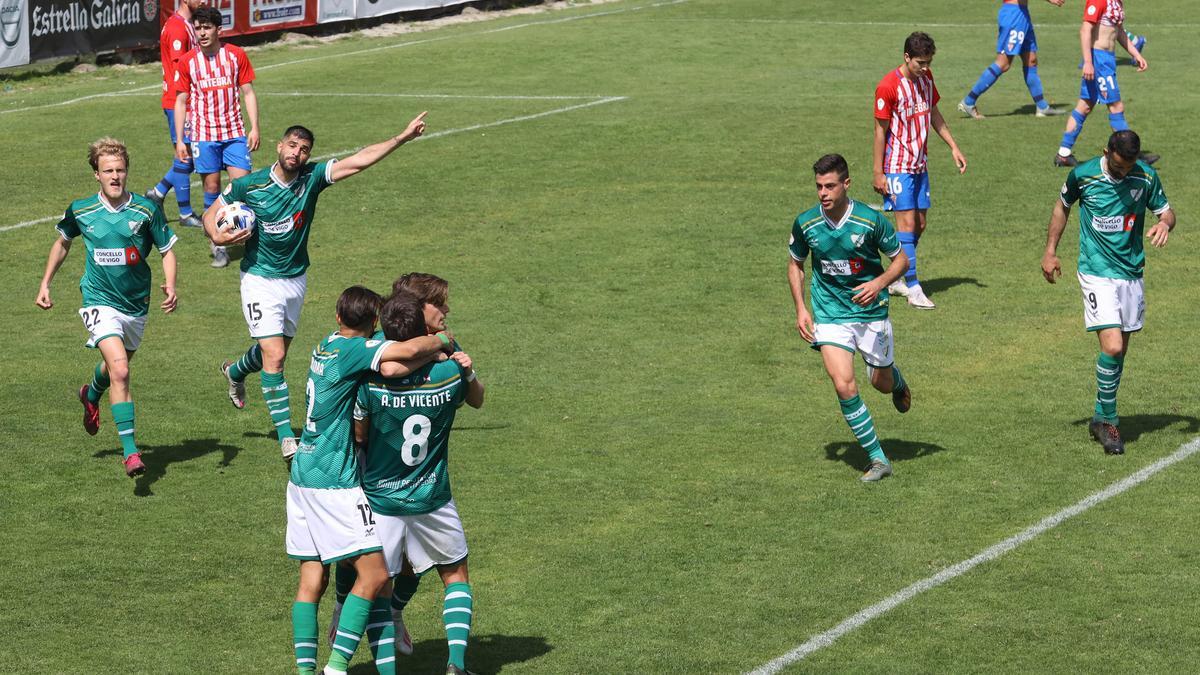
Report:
1,0,30,68
29,0,158,61
355,0,466,20
249,0,304,27
316,0,352,24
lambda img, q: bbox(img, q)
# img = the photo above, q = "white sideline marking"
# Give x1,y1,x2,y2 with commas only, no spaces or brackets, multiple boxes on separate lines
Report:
0,97,626,234
747,436,1200,675
0,0,686,116
646,18,1199,29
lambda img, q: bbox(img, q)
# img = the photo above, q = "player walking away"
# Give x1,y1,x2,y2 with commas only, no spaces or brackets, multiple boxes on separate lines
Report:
958,0,1066,120
789,154,912,482
873,31,967,310
1054,0,1159,168
205,112,428,462
35,138,179,477
1041,130,1174,455
353,292,485,675
286,286,454,675
144,0,203,229
329,272,456,656
174,5,260,268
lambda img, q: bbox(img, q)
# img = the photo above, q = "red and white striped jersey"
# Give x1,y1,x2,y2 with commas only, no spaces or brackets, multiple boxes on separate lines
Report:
1084,0,1124,27
176,44,256,142
160,13,197,109
874,67,940,175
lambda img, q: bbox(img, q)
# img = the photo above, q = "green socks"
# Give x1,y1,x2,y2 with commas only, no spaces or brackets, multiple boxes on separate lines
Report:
110,401,138,459
891,365,907,393
1094,352,1124,424
839,395,887,464
260,371,294,441
87,362,110,404
292,601,318,675
228,343,263,382
443,582,473,670
327,593,372,672
366,595,397,675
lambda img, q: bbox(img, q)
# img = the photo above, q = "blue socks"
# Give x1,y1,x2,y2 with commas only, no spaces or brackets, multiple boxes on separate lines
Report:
964,63,1003,106
1060,109,1088,152
1023,65,1048,110
154,159,195,216
203,190,220,210
897,231,919,288
1108,111,1129,131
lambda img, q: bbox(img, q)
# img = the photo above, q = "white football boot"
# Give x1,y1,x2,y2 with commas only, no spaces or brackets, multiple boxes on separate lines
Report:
907,285,936,310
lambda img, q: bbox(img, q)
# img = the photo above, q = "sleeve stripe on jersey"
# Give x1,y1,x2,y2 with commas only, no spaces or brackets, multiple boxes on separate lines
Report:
325,159,338,185
788,249,804,262
56,226,75,241
369,340,396,372
366,374,461,394
1152,202,1170,215
885,246,903,258
158,234,180,254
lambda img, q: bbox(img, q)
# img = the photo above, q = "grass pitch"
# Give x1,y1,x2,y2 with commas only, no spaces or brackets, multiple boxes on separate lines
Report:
2,1,1198,672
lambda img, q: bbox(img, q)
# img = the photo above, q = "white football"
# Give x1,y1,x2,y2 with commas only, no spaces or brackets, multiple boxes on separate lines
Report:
218,201,256,232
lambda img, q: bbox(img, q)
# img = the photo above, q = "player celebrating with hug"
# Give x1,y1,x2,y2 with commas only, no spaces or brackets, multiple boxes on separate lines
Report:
36,138,179,478
206,113,429,462
1041,130,1174,455
789,154,912,482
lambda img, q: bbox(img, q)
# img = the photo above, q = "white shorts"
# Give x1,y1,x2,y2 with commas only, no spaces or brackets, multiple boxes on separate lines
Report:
285,482,382,564
376,500,469,575
812,319,895,367
79,306,147,351
240,272,307,339
1078,272,1144,333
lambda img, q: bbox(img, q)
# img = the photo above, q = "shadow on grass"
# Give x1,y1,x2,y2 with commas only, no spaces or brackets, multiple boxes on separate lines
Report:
920,277,987,297
93,438,242,496
824,438,947,473
347,633,552,675
1071,413,1200,445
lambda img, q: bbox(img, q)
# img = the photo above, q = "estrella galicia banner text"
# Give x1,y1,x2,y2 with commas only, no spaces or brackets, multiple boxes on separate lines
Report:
29,0,158,61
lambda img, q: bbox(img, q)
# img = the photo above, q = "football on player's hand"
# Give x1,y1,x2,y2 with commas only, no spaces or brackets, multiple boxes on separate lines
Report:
217,201,256,232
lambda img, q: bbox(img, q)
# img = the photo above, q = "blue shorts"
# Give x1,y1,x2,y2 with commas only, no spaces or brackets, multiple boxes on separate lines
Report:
1080,49,1120,104
996,4,1037,55
163,109,193,146
194,138,251,175
883,172,931,212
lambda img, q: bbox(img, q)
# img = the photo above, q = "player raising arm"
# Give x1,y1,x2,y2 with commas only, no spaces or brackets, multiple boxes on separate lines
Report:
36,138,179,478
1041,130,1174,455
203,112,427,463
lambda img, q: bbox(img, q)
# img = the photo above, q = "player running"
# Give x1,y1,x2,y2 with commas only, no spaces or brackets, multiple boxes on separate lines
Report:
174,5,260,267
789,154,912,482
351,292,485,675
958,0,1066,120
206,113,428,462
286,286,453,675
144,0,203,228
35,138,179,478
1041,130,1174,455
1054,0,1158,167
873,31,967,310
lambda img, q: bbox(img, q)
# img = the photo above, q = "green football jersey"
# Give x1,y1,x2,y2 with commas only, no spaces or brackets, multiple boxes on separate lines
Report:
355,359,467,516
55,193,177,317
291,331,394,490
788,199,901,324
222,160,335,279
1062,157,1169,280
